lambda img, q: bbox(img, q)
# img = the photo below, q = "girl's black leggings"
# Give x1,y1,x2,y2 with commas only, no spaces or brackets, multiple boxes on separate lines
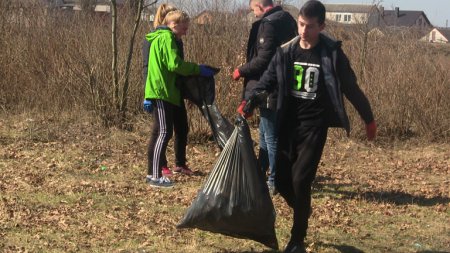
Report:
147,99,188,178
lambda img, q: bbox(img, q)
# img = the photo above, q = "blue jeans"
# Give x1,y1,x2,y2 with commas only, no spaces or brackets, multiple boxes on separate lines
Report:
258,108,278,184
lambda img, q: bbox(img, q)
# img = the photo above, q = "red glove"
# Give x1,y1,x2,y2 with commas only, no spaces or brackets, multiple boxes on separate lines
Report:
236,100,252,118
232,68,241,81
366,121,377,141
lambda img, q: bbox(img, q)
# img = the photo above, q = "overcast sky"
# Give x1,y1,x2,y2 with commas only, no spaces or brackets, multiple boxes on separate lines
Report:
317,0,450,27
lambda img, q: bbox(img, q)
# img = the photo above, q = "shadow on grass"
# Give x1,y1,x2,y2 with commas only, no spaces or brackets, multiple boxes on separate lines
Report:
192,170,207,176
315,242,365,253
218,243,366,253
218,250,278,253
313,176,449,207
416,251,450,253
219,250,450,253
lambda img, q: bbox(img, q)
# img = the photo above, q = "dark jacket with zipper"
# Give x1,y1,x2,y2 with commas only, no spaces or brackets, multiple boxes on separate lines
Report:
239,6,297,110
251,34,374,135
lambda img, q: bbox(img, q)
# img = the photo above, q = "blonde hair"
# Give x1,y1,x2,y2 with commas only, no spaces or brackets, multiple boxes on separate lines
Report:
153,4,178,27
163,10,190,25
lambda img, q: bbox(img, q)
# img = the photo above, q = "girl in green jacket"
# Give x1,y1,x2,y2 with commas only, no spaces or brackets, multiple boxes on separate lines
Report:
144,8,215,188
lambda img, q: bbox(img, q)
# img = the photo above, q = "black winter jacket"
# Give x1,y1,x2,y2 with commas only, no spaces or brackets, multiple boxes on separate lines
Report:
251,34,374,135
239,6,297,109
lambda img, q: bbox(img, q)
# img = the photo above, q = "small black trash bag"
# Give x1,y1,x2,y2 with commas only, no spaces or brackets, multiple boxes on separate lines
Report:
177,117,278,250
182,71,233,149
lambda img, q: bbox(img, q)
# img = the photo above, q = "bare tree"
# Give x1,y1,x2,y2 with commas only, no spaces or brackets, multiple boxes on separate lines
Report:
109,0,158,127
358,0,383,83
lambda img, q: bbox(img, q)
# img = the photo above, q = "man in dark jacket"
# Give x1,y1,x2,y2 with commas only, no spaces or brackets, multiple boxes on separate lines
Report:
242,1,377,252
233,0,297,194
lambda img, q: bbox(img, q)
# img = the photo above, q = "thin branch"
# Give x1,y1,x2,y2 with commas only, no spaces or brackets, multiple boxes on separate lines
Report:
120,0,146,113
111,0,119,111
143,0,158,9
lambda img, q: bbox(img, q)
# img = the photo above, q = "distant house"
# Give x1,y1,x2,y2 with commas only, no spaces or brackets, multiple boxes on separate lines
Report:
50,0,78,10
50,0,125,13
324,4,383,28
382,7,432,30
324,4,432,30
94,4,110,13
422,28,450,43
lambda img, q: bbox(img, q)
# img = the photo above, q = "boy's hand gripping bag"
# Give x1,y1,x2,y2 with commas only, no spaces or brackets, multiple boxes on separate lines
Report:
177,118,278,250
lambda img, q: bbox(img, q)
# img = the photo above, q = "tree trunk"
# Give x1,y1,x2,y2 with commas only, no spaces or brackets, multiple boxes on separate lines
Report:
120,0,144,116
109,0,158,128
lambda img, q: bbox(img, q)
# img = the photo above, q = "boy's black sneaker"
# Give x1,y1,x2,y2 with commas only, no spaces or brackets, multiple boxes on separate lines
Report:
284,241,306,253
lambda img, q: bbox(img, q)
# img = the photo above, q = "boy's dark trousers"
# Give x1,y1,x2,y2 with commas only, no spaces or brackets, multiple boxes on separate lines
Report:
148,99,189,177
275,124,328,242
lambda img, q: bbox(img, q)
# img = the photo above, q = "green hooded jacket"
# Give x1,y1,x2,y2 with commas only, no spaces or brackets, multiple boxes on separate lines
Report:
145,28,200,106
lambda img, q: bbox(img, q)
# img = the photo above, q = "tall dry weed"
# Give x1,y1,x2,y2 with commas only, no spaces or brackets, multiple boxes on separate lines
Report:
1,1,449,141
329,26,450,140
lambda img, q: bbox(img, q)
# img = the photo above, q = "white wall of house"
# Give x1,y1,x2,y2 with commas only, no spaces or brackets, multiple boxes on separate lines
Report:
326,12,370,24
94,4,110,13
422,28,449,43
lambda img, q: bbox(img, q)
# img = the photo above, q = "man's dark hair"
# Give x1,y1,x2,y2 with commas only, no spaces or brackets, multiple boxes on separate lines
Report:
299,0,326,24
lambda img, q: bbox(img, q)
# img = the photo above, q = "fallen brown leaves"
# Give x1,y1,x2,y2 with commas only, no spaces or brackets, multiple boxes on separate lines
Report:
0,115,449,252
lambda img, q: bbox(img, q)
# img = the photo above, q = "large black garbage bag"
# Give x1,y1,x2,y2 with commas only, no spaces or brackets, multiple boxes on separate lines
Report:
182,74,217,107
177,118,278,250
182,72,233,149
200,103,233,149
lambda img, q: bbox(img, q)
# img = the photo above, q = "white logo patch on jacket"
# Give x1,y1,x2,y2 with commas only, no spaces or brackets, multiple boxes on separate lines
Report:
259,38,265,44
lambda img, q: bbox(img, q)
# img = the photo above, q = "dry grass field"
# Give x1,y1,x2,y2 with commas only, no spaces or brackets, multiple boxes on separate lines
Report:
1,114,449,253
1,1,449,252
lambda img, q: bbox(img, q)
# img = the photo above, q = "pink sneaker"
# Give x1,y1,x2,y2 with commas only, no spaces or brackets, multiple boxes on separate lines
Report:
173,166,193,175
162,166,172,176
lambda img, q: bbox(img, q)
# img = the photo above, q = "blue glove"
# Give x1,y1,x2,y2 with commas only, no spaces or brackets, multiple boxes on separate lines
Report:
143,100,153,113
199,64,215,77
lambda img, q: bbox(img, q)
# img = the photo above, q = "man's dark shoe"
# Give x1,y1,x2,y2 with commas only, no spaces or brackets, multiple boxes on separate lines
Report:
284,241,306,253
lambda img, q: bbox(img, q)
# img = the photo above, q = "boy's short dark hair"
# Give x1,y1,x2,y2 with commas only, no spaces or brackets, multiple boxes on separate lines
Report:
299,0,326,24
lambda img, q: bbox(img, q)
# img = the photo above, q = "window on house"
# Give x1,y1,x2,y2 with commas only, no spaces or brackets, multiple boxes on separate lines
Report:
344,14,352,22
335,14,341,22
